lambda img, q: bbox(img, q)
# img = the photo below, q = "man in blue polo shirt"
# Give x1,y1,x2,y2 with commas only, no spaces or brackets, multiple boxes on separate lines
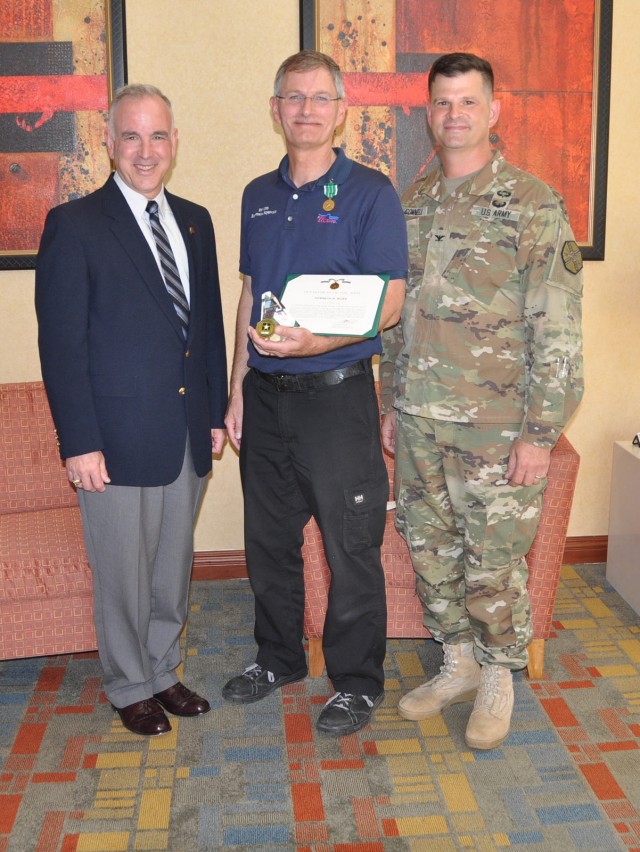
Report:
222,50,408,736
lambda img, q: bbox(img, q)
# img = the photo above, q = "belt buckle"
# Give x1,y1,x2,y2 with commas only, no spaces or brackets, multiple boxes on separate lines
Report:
325,370,344,386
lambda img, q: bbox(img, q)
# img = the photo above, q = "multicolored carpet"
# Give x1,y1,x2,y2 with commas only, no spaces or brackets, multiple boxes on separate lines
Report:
1,564,639,851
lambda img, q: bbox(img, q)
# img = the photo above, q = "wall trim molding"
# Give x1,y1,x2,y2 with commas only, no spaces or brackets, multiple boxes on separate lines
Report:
192,536,608,581
562,535,608,565
193,550,247,580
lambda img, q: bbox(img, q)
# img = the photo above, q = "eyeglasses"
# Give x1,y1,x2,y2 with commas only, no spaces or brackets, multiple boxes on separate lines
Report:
276,94,341,107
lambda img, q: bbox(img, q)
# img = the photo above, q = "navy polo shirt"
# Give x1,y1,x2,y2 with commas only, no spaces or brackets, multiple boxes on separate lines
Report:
239,148,408,374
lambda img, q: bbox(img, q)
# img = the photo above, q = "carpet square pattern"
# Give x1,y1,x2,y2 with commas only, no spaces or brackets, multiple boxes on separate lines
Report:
1,564,639,851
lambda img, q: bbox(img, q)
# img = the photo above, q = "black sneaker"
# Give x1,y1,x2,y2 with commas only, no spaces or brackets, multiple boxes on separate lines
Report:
222,663,307,704
316,691,385,736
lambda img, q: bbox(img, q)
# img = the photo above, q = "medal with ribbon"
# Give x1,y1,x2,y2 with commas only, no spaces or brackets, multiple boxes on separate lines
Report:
322,179,338,211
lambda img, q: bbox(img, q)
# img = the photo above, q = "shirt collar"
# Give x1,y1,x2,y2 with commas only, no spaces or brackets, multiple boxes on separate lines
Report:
424,151,505,201
113,171,167,218
278,146,353,191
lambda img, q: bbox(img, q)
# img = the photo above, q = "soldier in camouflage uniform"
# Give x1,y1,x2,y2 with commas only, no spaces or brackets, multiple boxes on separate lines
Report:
380,53,583,749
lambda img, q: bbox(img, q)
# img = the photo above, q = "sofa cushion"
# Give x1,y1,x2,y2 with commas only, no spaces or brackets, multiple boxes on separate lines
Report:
0,382,77,515
0,506,92,601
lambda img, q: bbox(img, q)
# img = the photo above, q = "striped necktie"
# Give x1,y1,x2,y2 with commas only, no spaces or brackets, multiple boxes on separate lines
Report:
146,200,189,337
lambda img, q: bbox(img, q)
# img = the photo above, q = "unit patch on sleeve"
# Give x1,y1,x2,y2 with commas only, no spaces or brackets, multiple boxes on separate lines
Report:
561,240,583,274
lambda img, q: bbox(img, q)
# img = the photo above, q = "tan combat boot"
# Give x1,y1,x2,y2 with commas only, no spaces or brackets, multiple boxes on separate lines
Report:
398,642,481,721
465,664,514,750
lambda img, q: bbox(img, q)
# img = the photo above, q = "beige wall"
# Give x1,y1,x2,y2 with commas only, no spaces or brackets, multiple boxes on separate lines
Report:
1,1,637,547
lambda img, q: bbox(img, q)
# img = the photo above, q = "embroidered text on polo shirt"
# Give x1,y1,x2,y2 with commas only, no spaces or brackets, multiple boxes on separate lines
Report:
251,206,277,219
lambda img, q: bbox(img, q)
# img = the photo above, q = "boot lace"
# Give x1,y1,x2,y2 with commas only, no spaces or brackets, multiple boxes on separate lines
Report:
429,644,461,685
243,664,275,684
326,692,374,710
475,665,508,711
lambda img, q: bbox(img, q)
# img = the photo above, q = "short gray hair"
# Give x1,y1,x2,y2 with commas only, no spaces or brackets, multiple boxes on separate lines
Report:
273,50,345,100
108,84,174,135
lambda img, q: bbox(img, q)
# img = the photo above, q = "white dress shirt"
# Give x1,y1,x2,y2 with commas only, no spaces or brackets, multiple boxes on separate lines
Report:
114,171,191,304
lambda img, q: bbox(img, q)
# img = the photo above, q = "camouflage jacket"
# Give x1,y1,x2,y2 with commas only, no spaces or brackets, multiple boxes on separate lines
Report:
380,152,584,448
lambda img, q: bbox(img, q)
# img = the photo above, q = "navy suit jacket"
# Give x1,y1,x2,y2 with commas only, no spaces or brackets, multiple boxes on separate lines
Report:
35,174,228,486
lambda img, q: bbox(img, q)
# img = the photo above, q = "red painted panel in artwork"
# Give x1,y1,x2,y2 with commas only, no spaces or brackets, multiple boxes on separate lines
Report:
0,76,108,114
493,92,592,239
397,0,594,91
0,154,59,252
0,0,52,39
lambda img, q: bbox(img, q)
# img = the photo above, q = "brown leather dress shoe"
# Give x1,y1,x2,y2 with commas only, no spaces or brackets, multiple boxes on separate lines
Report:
114,698,171,736
153,682,211,717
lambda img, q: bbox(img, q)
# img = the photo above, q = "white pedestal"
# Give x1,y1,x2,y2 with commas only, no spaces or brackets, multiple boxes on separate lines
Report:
606,441,640,616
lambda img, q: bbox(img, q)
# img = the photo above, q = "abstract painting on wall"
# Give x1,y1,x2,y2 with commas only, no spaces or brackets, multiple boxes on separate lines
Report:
0,0,127,269
301,0,612,259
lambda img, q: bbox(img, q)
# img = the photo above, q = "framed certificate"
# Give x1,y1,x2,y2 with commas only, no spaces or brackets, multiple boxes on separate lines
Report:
281,274,388,337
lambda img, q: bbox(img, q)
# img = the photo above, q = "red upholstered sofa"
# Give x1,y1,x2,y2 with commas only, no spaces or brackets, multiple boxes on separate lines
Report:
302,389,580,680
0,382,97,660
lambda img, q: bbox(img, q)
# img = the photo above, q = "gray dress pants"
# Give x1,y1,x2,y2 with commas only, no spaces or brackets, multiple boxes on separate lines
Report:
78,443,206,707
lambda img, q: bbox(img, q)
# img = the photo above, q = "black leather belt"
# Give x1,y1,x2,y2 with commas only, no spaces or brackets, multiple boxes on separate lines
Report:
255,359,371,392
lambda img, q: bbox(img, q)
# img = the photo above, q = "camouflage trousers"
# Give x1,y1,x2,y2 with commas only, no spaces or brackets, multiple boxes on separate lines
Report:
394,412,546,669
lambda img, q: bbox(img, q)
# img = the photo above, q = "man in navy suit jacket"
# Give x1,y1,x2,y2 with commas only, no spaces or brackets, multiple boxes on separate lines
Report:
35,84,228,736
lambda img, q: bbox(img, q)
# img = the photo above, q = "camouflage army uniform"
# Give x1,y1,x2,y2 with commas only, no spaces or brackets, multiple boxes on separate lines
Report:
380,152,583,668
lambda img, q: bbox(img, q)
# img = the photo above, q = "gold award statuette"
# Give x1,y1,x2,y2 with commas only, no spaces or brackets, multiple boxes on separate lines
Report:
255,291,298,341
256,317,277,339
